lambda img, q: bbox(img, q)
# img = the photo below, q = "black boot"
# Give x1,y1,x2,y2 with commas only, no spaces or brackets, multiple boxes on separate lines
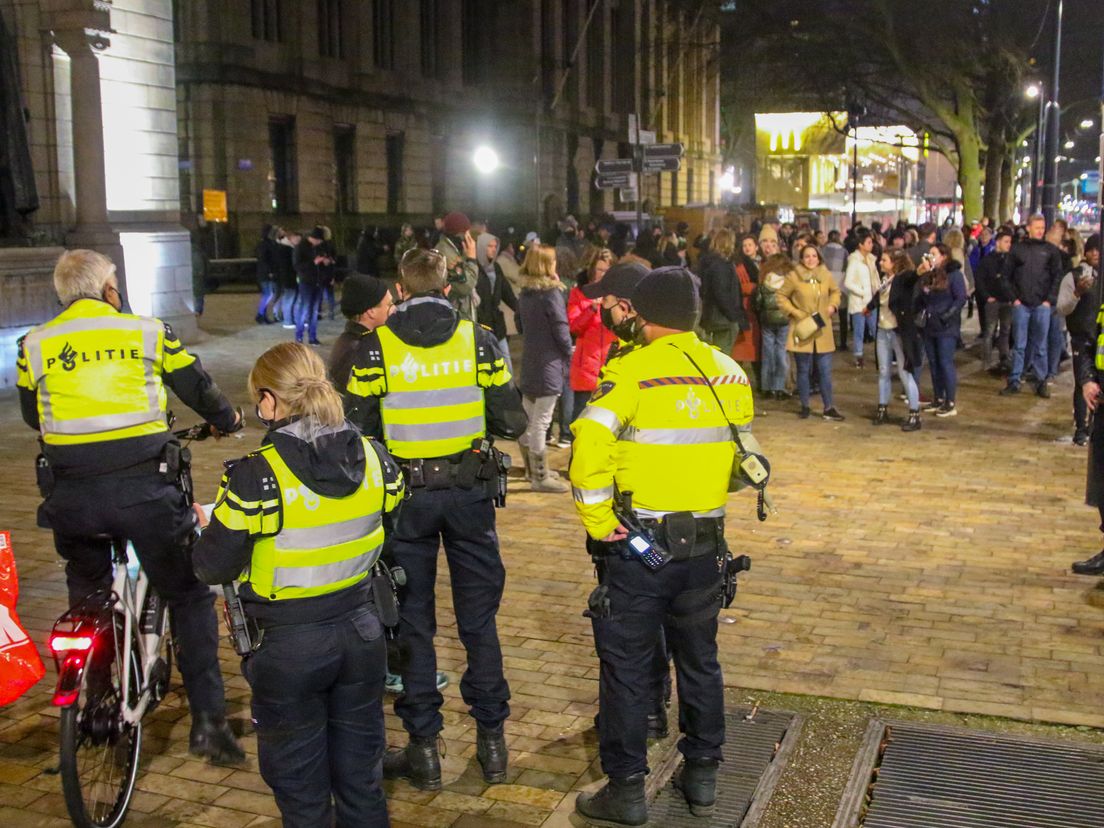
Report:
901,410,921,432
646,707,669,740
189,713,246,766
476,724,508,784
872,405,889,426
1072,550,1104,576
575,774,647,827
674,758,718,817
383,736,441,790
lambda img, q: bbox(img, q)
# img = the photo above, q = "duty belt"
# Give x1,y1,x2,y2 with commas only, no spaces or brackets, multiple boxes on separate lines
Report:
590,514,724,561
397,454,463,491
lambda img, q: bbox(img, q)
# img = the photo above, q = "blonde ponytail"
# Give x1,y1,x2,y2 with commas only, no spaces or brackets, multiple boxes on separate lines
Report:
248,342,345,433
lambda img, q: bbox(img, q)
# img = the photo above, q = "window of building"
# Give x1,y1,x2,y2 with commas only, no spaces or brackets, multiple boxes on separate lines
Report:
251,0,281,42
334,125,356,214
268,116,297,213
540,0,556,103
430,132,446,215
420,0,439,78
318,0,343,58
561,0,577,105
461,0,484,85
610,3,633,113
386,131,404,215
669,169,679,206
586,2,604,109
374,0,395,70
686,166,694,204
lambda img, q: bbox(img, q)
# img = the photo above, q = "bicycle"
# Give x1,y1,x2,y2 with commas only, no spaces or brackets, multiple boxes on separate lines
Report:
46,420,225,828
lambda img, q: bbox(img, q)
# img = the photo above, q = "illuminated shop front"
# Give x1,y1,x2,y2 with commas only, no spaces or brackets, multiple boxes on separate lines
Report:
754,112,927,224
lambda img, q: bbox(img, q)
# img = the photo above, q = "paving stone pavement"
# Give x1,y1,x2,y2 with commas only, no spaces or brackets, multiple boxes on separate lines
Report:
1,293,1102,827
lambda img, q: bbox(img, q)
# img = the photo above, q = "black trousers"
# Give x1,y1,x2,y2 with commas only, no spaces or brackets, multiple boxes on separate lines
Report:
591,553,725,778
390,486,510,738
244,606,389,827
43,473,225,717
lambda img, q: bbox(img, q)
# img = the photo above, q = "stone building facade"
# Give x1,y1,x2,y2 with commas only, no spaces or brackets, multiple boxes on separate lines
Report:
0,0,196,387
176,0,723,252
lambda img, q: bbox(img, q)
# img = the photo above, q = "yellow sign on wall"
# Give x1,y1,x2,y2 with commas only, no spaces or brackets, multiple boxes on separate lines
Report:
202,189,228,223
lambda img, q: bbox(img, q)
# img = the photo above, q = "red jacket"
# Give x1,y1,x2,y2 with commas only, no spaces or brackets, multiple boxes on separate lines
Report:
568,286,616,392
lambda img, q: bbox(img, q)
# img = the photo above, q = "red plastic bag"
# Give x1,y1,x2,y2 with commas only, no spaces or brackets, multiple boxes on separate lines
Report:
0,532,45,705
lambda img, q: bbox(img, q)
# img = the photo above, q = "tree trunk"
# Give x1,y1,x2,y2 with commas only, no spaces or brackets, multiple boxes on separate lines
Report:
998,152,1015,223
956,130,983,224
982,132,1004,221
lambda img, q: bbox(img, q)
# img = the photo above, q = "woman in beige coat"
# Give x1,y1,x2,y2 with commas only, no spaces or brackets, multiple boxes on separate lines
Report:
776,245,845,420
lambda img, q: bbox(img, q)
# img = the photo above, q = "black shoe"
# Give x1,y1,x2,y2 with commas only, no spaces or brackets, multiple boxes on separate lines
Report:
383,736,442,790
476,725,508,784
646,708,669,740
673,758,718,817
935,402,958,418
798,406,811,419
255,314,266,325
999,383,1020,396
901,410,922,432
873,405,889,426
922,398,944,413
1036,381,1051,399
1074,429,1090,446
822,407,845,422
308,338,322,346
575,774,647,827
189,713,246,766
1072,551,1104,576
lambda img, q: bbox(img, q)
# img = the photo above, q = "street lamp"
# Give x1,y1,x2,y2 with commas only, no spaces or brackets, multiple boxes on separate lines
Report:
1025,83,1041,99
1027,82,1046,211
1064,140,1076,149
1080,118,1095,129
473,146,500,174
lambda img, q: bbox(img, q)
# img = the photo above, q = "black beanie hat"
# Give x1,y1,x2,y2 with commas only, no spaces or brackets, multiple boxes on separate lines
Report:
630,266,701,331
340,274,389,318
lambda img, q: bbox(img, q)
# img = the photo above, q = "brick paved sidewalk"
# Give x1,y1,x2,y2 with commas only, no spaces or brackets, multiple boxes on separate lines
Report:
1,294,1101,827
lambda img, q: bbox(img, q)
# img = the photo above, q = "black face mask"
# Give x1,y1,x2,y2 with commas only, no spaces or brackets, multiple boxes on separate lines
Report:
255,389,275,430
601,305,640,342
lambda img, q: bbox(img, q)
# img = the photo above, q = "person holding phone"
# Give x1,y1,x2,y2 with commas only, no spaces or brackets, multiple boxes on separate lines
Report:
776,245,844,421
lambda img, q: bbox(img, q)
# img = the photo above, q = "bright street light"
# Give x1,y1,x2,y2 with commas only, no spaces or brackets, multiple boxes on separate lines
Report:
1064,140,1075,149
1025,84,1041,99
1080,118,1094,129
473,146,500,174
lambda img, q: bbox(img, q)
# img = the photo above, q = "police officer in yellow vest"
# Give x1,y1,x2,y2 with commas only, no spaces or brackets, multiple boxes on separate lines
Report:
570,266,756,826
345,247,527,790
16,249,244,764
194,342,405,826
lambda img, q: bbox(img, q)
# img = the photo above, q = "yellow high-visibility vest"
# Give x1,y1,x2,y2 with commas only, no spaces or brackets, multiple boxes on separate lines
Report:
374,321,486,459
235,439,387,601
17,299,191,445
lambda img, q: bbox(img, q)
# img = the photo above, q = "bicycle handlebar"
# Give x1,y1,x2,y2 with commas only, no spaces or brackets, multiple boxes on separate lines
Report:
170,407,245,442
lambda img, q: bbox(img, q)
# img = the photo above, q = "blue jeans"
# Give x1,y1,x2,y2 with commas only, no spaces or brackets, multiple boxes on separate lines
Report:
760,326,789,392
876,328,919,409
1047,311,1065,379
793,350,834,409
851,309,877,357
295,284,322,342
322,284,336,320
1010,303,1051,385
924,335,958,404
257,280,276,319
280,286,297,323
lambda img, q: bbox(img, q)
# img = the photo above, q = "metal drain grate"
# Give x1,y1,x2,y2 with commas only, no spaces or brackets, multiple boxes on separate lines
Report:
834,721,1104,828
647,707,800,827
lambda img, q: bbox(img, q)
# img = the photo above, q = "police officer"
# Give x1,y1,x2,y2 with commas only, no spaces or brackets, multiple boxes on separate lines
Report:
194,342,404,826
580,262,673,740
345,248,527,789
16,249,244,763
570,266,756,826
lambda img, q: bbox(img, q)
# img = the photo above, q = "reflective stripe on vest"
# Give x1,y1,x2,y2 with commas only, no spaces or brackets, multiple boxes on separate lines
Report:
22,307,166,444
377,320,485,459
244,439,386,600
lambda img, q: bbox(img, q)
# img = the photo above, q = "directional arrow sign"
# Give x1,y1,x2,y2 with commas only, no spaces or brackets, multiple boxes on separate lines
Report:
595,171,637,190
642,157,681,173
595,158,634,175
643,142,685,159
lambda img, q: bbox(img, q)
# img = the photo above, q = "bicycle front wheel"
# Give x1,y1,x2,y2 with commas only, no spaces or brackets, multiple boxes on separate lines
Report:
58,619,143,828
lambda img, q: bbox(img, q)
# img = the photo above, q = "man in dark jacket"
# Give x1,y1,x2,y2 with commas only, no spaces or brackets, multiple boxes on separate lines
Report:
293,228,331,345
976,228,1015,372
475,233,520,372
1069,236,1104,575
1060,235,1101,447
1001,214,1064,398
327,274,393,388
